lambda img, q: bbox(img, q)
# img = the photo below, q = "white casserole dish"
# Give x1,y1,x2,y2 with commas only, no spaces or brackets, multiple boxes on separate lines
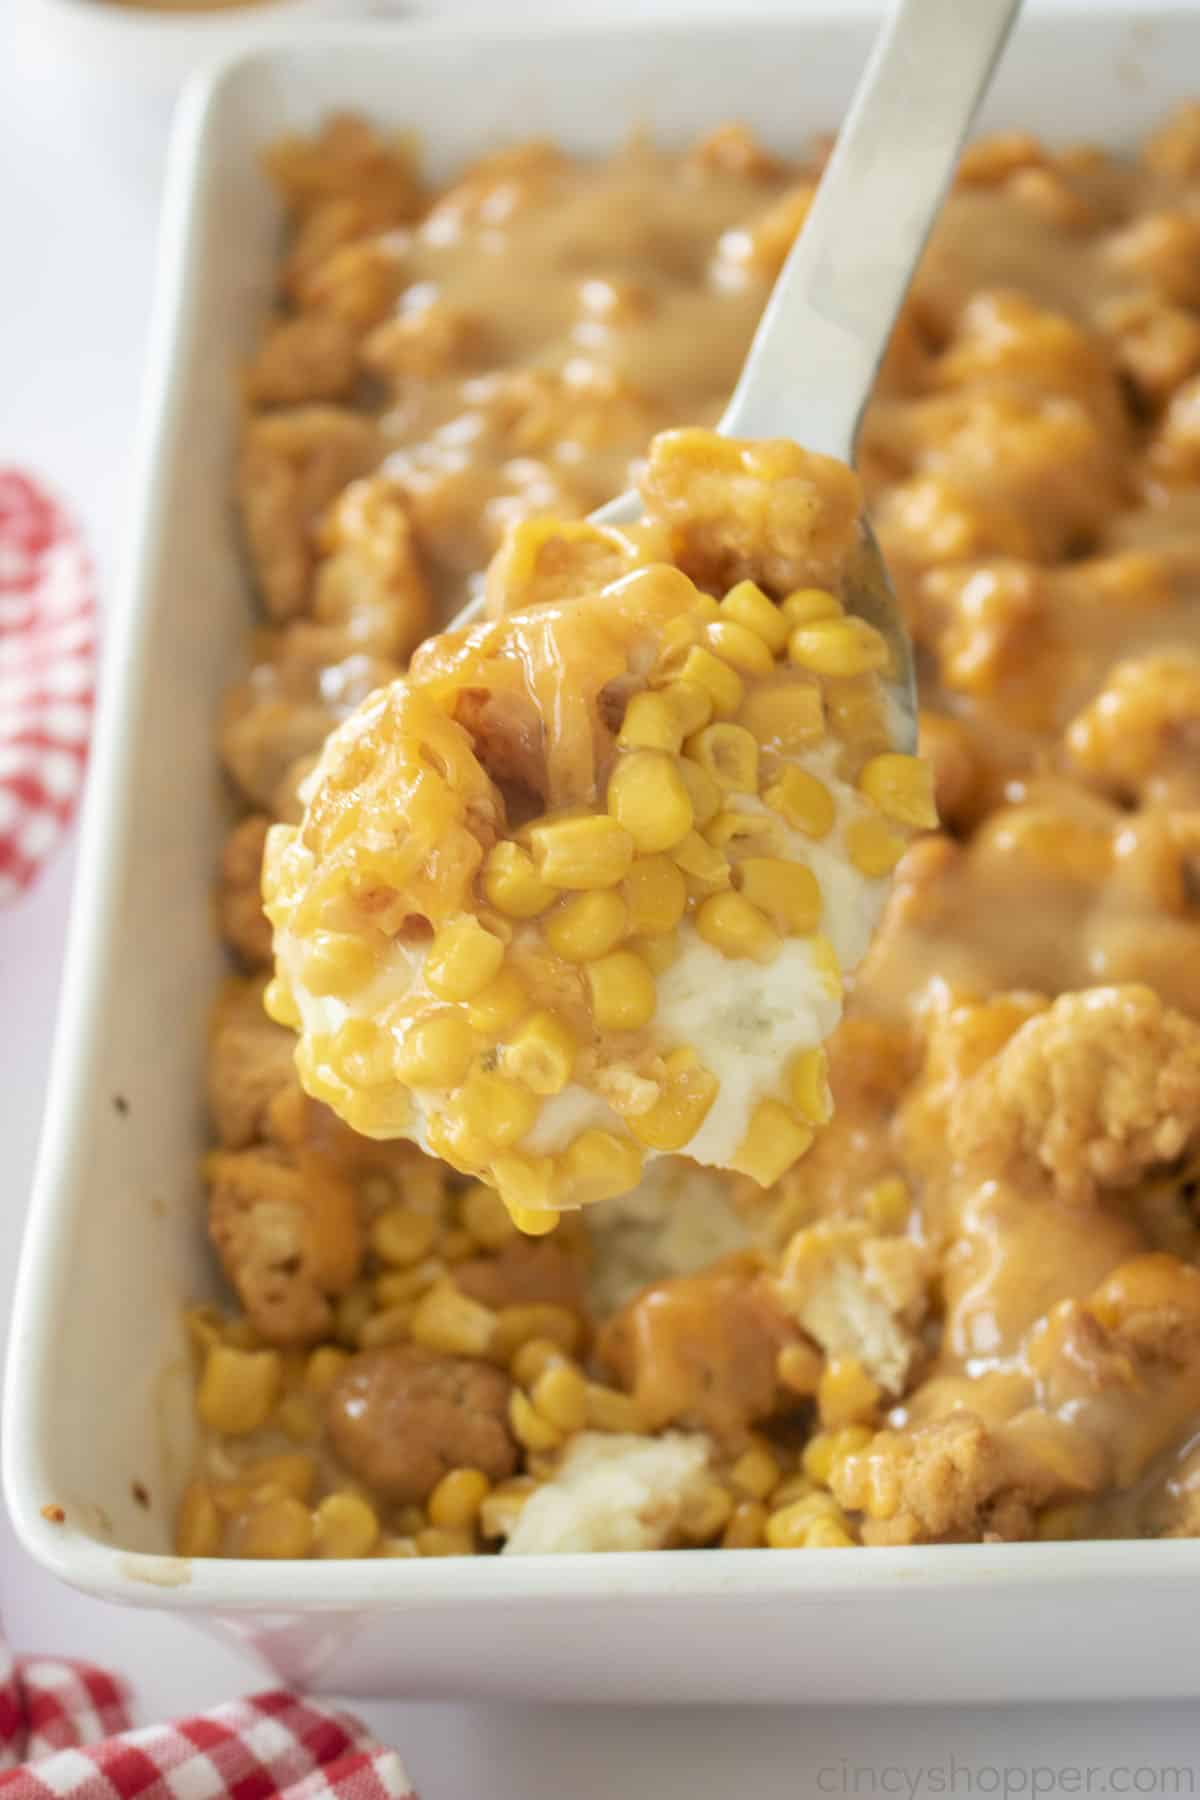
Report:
8,4,1200,1706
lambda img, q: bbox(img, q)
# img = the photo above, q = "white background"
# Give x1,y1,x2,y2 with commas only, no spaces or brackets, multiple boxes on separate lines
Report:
3,0,1200,1793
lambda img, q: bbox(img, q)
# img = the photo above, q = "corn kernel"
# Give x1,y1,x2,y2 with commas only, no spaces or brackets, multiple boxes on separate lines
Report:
302,931,376,998
766,1496,826,1548
237,1451,316,1503
561,1128,643,1205
736,857,822,935
378,1535,420,1558
263,976,300,1029
788,1046,832,1124
428,1468,491,1530
777,1341,823,1394
705,618,774,675
740,680,825,753
410,1279,497,1356
197,1345,282,1436
503,1012,577,1096
695,891,780,963
416,1525,475,1557
810,932,843,998
583,1382,646,1433
671,829,730,890
704,810,778,853
175,1482,220,1557
277,1392,321,1442
373,1257,442,1308
586,950,656,1031
661,680,715,736
730,1442,781,1500
507,1204,558,1237
624,855,688,936
304,1345,350,1395
394,1504,427,1536
458,1190,515,1259
510,1388,563,1451
805,1517,854,1547
679,1482,736,1544
530,815,634,890
510,1337,571,1386
675,757,723,828
466,969,530,1036
483,841,557,919
492,1151,558,1218
618,692,685,753
313,1491,380,1558
686,722,759,794
358,1303,414,1349
789,617,889,677
729,1099,814,1187
802,1433,837,1484
865,1176,910,1233
818,1357,882,1429
1037,1501,1089,1542
371,1205,437,1268
845,812,907,878
660,646,744,717
532,1362,588,1433
494,1302,581,1359
426,916,506,1002
782,587,843,627
458,1070,539,1147
479,1478,536,1540
334,1283,373,1347
545,888,628,962
721,1499,768,1548
393,1011,475,1088
627,1048,719,1152
229,1495,313,1559
720,579,789,653
331,1017,394,1088
607,750,694,853
763,766,836,838
858,752,939,829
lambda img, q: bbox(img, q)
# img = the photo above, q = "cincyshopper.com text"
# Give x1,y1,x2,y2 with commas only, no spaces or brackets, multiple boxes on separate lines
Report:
816,1762,1196,1798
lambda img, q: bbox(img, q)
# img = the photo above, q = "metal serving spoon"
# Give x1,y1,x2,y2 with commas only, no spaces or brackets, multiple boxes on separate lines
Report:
450,0,1022,752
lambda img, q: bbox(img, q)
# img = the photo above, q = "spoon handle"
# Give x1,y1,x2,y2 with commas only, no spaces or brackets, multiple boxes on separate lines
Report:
719,0,1022,460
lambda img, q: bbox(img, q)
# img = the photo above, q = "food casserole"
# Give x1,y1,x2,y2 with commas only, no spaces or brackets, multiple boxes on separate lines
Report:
9,5,1200,1702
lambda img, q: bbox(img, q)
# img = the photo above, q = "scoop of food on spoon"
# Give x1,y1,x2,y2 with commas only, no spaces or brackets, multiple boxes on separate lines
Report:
262,0,1022,1229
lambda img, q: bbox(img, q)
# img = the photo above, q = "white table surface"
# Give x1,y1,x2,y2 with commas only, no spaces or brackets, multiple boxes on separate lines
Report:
3,1,1199,1793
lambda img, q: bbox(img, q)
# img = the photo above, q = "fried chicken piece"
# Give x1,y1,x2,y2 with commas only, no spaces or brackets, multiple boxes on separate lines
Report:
239,406,378,620
245,312,359,409
950,985,1200,1205
218,816,273,969
454,1238,588,1318
326,1345,517,1503
206,1143,362,1345
1066,650,1200,804
207,978,296,1150
311,477,433,663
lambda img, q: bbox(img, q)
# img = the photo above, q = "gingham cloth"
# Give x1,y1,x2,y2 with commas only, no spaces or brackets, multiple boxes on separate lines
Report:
0,471,96,903
0,1646,417,1800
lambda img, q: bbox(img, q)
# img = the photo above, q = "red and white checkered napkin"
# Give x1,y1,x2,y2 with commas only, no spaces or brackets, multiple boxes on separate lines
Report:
0,1646,417,1800
0,470,96,903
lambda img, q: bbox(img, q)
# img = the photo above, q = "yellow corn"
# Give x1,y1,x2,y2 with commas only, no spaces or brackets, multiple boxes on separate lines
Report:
720,579,789,653
313,1491,380,1558
510,1338,571,1387
428,1467,491,1530
371,1205,437,1268
763,765,836,838
638,929,681,974
458,1070,539,1147
301,931,377,998
583,1382,646,1433
705,619,774,675
817,1357,882,1429
263,976,300,1029
460,1182,519,1250
545,888,628,962
331,1017,394,1088
529,815,634,890
494,1302,581,1359
197,1345,282,1436
373,1256,443,1308
229,1494,314,1559
425,917,506,1002
672,829,731,891
393,1011,476,1088
730,1441,781,1501
586,950,656,1031
378,1535,420,1558
686,722,759,794
618,691,685,753
766,1492,845,1548
334,1283,373,1348
721,1499,768,1548
483,841,557,919
562,1128,643,1205
777,1341,823,1395
788,1046,832,1124
810,933,843,999
504,1011,577,1095
782,587,843,627
789,617,889,677
607,750,694,853
532,1362,589,1433
695,892,780,963
508,1202,560,1237
729,1099,814,1187
805,1517,855,1547
479,1479,535,1541
358,1303,415,1350
624,855,688,936
416,1525,475,1557
627,1048,719,1152
662,646,744,717
175,1482,221,1557
1037,1502,1089,1542
858,752,939,829
492,1153,557,1217
510,1388,563,1451
704,809,778,853
277,1392,320,1443
410,1279,497,1356
466,969,530,1036
736,857,822,935
304,1345,351,1395
676,758,723,827
679,1482,736,1544
739,680,825,753
845,812,907,878
864,1176,910,1233
661,679,715,737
